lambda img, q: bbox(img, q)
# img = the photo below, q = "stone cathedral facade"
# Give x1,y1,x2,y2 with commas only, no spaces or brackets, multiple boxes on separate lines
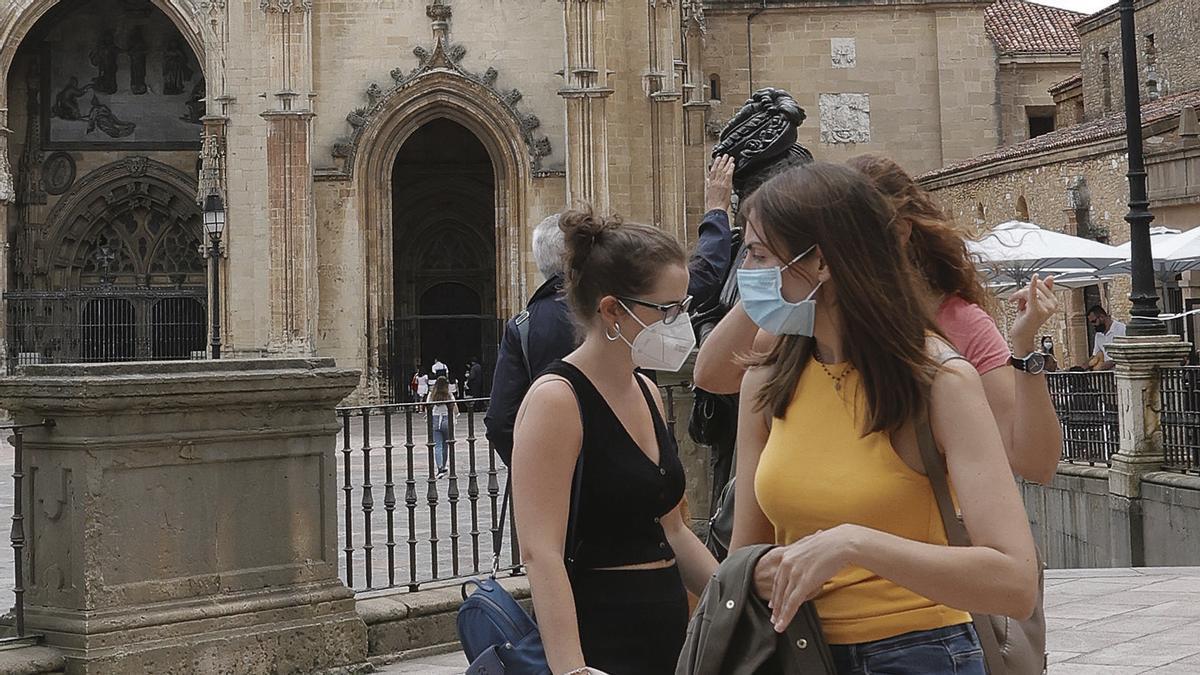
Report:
0,0,1075,400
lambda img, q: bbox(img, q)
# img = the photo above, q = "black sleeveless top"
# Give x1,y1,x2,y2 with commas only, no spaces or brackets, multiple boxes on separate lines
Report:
543,360,687,569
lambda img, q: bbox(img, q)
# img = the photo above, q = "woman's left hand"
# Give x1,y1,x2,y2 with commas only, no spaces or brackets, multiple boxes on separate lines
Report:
1009,273,1059,352
769,525,856,633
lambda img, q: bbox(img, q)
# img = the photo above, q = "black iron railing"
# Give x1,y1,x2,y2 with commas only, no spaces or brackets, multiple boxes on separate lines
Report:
336,384,686,593
4,285,207,371
2,420,54,644
1161,367,1200,475
1047,371,1119,466
337,398,513,592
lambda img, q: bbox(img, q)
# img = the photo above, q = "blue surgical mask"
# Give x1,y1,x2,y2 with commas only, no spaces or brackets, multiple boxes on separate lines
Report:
736,245,822,336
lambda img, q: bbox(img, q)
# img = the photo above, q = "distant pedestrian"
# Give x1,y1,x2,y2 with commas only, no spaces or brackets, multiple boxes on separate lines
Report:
416,372,430,400
467,357,484,409
1087,305,1126,371
426,376,455,478
432,357,448,377
409,370,420,403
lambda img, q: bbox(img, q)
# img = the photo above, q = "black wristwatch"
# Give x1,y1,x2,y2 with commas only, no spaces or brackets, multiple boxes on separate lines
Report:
1009,351,1047,375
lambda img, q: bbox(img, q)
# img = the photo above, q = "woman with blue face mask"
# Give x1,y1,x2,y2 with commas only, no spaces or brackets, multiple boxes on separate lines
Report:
512,208,718,675
730,163,1037,675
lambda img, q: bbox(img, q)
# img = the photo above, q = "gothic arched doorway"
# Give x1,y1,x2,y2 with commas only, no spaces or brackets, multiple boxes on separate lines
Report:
390,119,498,401
3,0,206,367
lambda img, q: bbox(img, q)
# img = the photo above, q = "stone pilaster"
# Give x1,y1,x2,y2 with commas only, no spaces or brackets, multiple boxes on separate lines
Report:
260,0,317,354
647,0,686,242
681,5,710,241
0,359,368,673
560,0,612,212
1106,334,1192,566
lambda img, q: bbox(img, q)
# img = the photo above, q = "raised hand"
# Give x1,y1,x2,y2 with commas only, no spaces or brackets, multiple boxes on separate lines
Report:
1010,273,1059,353
705,155,736,214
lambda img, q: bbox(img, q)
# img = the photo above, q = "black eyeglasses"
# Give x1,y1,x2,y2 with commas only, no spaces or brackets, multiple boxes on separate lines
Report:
617,295,694,325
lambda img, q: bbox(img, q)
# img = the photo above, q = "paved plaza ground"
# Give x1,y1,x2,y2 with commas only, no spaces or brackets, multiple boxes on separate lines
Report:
379,567,1200,674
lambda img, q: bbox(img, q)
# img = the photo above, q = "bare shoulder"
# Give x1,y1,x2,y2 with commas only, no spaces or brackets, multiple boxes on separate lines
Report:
522,374,577,410
926,338,986,405
517,375,581,429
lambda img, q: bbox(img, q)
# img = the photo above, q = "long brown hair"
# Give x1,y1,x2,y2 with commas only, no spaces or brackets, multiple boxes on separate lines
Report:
847,154,988,308
429,376,452,402
744,162,938,434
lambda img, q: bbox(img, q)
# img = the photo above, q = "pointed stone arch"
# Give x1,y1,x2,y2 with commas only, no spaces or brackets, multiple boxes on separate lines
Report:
42,157,202,287
350,67,536,395
0,0,205,109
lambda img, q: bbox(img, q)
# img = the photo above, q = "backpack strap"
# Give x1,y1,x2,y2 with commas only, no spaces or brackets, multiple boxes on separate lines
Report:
514,310,533,380
491,378,586,578
916,349,1009,675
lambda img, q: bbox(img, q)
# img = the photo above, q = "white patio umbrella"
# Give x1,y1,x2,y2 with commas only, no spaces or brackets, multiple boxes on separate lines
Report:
1104,226,1200,279
969,220,1126,287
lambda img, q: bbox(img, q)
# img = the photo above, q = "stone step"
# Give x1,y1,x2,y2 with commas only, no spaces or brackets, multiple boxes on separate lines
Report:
0,645,66,675
357,576,531,660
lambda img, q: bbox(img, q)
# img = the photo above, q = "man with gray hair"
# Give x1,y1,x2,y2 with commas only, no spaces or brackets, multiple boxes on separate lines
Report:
485,213,577,465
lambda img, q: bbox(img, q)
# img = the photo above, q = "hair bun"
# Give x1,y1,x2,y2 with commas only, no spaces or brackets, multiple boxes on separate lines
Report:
560,207,620,274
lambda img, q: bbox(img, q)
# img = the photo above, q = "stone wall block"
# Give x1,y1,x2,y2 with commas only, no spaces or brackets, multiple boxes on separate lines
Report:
0,358,367,674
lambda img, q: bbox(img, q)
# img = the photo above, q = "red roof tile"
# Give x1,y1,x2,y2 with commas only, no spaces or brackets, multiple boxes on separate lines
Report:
1049,72,1083,94
985,0,1083,55
919,89,1200,181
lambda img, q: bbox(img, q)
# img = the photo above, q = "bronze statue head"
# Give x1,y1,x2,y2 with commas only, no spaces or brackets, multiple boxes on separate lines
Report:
712,87,814,199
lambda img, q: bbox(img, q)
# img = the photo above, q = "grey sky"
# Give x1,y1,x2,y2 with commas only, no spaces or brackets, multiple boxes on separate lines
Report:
1030,0,1115,13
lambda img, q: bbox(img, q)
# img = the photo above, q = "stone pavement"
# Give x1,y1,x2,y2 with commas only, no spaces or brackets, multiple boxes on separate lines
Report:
377,566,1200,674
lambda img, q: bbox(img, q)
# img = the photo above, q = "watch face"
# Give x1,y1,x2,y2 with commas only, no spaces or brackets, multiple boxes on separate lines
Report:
1025,352,1046,374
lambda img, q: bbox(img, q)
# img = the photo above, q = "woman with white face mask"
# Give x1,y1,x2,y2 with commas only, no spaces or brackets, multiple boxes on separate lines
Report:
512,208,718,675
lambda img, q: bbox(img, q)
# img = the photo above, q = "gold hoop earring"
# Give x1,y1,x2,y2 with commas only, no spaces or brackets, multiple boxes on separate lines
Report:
605,323,622,341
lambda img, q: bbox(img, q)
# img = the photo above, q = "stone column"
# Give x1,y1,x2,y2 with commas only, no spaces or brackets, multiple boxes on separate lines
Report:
560,0,612,211
261,0,318,355
1106,334,1192,566
0,359,367,674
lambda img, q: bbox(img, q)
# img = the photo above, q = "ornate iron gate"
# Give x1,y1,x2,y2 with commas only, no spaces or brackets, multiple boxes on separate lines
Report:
4,285,207,370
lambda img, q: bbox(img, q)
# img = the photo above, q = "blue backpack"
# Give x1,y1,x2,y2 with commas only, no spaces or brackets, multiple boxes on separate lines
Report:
457,382,585,675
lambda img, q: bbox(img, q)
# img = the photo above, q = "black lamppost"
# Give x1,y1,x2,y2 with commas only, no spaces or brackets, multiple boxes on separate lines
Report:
202,193,226,358
1119,0,1164,336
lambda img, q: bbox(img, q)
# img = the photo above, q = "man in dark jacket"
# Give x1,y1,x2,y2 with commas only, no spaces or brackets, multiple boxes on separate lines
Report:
485,163,735,465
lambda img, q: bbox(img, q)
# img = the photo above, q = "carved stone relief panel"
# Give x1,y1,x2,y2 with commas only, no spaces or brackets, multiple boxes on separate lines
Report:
831,38,856,69
819,93,870,145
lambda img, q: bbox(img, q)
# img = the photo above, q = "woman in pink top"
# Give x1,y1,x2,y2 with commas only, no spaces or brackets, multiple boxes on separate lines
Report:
694,155,1062,484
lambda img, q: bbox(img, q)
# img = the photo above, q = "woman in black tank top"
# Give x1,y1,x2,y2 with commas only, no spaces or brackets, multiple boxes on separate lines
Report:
513,209,718,675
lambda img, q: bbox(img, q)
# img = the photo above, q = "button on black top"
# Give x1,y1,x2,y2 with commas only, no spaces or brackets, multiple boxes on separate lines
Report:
542,360,686,569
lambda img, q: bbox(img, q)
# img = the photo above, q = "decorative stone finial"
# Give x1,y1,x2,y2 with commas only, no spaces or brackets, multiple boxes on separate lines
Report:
428,0,451,42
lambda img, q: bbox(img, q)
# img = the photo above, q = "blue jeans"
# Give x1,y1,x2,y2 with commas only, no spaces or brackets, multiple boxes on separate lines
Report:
432,416,449,471
830,624,985,675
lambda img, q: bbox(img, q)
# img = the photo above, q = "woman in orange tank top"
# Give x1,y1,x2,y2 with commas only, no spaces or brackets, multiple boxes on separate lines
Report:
729,163,1037,674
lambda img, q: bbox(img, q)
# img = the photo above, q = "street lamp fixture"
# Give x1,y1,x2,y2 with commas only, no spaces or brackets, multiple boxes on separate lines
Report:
202,193,225,358
1118,0,1164,336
